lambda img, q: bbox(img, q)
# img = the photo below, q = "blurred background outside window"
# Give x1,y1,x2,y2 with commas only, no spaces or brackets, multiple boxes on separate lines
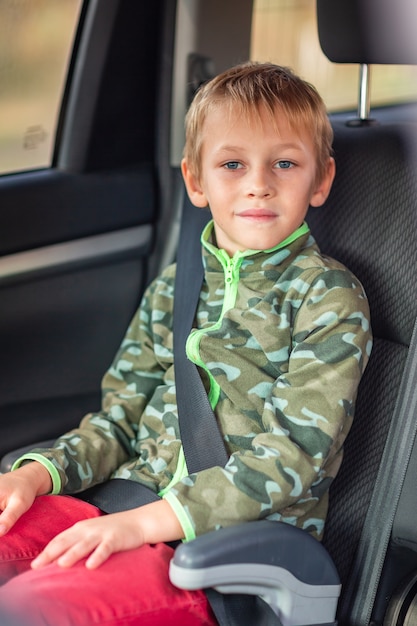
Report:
0,0,81,175
0,0,416,176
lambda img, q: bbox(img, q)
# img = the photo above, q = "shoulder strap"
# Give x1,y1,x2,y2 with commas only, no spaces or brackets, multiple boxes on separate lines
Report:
173,193,229,473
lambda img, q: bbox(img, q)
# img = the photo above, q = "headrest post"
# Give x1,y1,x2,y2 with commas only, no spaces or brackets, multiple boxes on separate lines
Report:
358,63,371,121
347,64,377,127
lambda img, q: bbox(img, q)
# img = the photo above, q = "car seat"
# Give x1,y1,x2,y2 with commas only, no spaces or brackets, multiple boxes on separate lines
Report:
2,1,417,625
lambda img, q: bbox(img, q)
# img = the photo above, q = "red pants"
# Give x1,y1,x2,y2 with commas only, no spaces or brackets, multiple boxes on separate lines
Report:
0,495,217,626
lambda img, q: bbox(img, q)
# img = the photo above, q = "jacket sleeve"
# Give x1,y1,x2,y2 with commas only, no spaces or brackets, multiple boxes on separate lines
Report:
14,270,175,494
164,266,372,540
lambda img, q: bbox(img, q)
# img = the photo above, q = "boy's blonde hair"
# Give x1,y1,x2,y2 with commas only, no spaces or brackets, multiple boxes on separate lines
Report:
183,61,333,185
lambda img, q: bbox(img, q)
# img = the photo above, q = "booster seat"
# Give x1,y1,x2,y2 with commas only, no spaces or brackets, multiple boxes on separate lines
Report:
2,1,417,624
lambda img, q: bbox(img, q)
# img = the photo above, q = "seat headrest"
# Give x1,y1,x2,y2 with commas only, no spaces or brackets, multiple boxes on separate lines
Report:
317,0,417,64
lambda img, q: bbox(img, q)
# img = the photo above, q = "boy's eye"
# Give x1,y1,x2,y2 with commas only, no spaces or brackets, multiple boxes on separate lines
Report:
223,161,242,170
275,160,294,169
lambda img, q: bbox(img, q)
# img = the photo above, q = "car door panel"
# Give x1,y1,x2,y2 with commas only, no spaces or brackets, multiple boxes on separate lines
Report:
1,256,146,453
0,168,155,455
0,0,165,455
0,167,155,256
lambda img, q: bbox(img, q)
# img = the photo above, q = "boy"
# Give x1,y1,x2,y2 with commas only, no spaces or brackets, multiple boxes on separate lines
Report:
0,62,372,625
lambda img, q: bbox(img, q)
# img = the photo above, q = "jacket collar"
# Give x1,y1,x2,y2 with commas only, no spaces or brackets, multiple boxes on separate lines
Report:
200,220,312,276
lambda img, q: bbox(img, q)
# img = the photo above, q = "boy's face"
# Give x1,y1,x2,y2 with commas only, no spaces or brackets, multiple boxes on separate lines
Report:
182,103,335,257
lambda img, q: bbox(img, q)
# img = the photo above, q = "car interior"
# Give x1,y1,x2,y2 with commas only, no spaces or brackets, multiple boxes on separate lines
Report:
1,0,417,624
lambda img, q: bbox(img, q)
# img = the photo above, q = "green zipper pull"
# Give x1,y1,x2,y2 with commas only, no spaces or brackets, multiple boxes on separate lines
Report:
225,262,234,284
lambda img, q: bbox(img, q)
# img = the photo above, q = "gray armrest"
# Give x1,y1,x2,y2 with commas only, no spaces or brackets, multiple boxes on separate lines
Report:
169,520,340,626
0,440,56,473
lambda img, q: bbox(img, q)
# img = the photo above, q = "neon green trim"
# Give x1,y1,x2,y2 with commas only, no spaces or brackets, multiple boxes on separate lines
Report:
158,446,188,497
186,241,245,412
12,454,61,495
201,220,310,257
207,376,221,407
261,221,310,254
163,491,196,542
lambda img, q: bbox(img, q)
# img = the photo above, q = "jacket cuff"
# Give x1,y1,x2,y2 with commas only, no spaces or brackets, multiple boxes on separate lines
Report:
12,453,62,495
163,491,196,542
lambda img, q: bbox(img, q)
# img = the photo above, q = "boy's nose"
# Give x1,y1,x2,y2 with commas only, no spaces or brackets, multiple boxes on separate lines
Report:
246,168,273,197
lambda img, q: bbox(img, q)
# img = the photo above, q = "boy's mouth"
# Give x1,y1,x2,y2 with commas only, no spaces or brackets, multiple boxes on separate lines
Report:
237,208,277,219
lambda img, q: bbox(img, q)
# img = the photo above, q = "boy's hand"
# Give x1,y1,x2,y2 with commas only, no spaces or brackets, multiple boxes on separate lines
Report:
31,499,184,570
0,462,52,535
32,510,146,570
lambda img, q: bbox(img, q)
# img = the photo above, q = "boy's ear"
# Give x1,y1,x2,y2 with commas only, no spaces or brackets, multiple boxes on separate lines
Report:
310,157,336,207
181,159,208,208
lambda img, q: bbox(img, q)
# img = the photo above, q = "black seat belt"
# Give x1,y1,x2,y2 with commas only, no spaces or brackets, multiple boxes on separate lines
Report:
77,477,161,511
173,199,229,472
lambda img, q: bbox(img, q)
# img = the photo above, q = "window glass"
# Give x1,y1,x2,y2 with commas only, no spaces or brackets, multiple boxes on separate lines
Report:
251,0,417,112
0,0,82,175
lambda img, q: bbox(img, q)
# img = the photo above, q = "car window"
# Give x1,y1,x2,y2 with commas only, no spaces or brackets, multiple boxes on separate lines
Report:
251,0,417,112
0,0,82,175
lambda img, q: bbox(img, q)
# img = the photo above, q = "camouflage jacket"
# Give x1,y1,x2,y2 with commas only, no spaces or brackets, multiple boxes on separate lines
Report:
15,221,372,541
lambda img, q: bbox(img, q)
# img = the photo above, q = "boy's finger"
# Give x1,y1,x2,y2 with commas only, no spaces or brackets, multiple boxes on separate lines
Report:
31,533,74,569
57,541,95,568
32,531,97,570
31,548,57,569
0,500,27,535
85,542,113,570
